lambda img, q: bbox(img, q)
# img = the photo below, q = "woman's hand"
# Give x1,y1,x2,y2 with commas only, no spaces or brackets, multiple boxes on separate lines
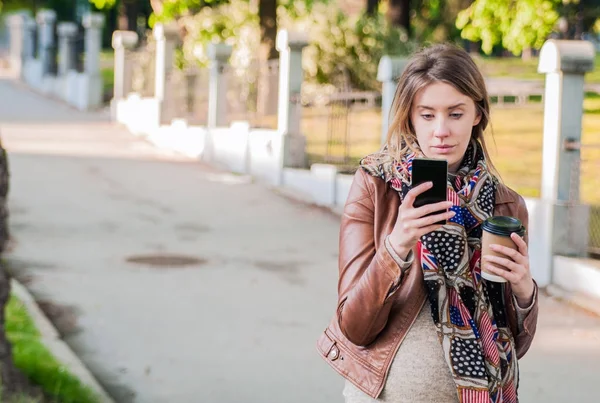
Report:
388,182,455,260
482,233,535,307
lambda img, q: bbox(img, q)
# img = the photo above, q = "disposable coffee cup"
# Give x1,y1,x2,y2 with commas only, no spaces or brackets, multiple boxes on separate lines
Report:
481,216,526,283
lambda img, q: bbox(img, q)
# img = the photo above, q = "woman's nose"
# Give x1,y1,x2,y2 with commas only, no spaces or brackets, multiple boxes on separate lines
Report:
433,118,450,137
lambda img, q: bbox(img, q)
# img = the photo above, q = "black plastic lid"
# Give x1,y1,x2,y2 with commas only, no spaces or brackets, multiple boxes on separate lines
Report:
482,216,525,237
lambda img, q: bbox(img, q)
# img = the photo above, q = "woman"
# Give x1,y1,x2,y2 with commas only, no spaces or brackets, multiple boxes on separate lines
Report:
316,43,538,403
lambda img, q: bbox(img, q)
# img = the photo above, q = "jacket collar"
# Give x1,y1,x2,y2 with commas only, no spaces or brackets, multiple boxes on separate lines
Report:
495,182,517,204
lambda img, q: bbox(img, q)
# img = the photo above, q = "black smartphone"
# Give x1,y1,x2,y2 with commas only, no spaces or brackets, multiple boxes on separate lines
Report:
411,158,448,225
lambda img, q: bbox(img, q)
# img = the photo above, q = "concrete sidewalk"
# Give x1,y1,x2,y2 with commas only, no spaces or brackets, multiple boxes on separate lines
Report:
1,77,599,403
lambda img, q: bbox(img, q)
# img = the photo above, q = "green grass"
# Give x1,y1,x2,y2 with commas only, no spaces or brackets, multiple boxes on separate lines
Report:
101,68,114,100
476,54,600,83
303,92,600,251
5,295,101,403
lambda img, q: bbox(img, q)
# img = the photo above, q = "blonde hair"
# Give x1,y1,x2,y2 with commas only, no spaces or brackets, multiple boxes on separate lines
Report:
385,43,499,177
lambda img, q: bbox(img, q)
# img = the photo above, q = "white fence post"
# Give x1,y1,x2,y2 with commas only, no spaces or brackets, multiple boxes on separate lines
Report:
36,10,56,76
57,22,78,75
6,13,28,77
153,23,179,124
377,56,409,146
23,16,36,62
111,30,138,101
276,30,308,168
537,40,595,262
207,43,232,128
82,13,105,109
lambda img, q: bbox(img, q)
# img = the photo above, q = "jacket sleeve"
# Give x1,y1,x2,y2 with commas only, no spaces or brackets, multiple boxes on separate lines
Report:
503,194,539,359
336,169,406,346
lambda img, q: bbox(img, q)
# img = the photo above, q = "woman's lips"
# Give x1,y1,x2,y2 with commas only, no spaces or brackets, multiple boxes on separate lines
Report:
432,145,455,154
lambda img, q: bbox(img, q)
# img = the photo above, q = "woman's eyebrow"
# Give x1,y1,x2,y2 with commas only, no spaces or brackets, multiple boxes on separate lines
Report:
416,103,466,110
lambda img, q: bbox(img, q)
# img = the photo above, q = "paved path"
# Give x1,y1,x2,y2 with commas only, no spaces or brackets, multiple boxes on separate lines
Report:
0,77,599,403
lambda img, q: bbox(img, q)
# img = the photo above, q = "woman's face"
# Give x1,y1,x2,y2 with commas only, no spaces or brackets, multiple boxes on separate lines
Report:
410,81,481,173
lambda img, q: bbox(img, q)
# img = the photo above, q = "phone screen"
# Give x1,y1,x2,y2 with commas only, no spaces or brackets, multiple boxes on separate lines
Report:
412,158,448,225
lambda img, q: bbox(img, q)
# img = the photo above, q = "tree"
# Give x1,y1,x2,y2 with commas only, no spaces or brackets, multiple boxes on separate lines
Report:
411,0,472,42
387,0,411,35
259,0,278,60
366,0,380,15
556,0,600,39
456,0,561,56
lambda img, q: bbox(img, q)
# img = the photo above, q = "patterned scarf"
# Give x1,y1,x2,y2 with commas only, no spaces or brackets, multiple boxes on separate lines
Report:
361,141,518,403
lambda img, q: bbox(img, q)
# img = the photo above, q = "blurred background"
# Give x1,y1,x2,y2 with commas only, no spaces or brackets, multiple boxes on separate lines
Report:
0,0,599,402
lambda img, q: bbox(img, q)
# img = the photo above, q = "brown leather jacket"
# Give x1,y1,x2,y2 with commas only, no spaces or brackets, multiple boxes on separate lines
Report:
316,168,539,398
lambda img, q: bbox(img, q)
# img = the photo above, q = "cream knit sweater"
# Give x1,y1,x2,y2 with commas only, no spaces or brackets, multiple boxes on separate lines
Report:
342,241,535,403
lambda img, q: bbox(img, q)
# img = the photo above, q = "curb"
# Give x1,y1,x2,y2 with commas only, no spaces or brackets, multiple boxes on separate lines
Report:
545,284,600,318
10,279,116,403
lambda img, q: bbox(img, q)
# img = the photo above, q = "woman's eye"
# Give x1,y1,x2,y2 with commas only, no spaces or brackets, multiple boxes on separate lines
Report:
450,113,463,119
421,114,434,120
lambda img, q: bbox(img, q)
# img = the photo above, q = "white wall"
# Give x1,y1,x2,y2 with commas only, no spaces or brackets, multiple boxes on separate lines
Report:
22,59,103,111
554,256,600,299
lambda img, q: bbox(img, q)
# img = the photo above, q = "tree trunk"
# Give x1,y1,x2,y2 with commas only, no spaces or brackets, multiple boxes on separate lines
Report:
366,0,380,15
521,47,532,61
259,0,278,61
126,0,141,32
387,0,411,35
117,1,128,31
0,140,41,400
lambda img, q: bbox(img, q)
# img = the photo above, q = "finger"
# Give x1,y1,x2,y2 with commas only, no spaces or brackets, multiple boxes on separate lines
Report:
484,264,518,283
412,210,456,228
403,182,433,207
489,244,526,265
482,255,522,273
417,223,446,237
414,200,454,218
511,232,528,256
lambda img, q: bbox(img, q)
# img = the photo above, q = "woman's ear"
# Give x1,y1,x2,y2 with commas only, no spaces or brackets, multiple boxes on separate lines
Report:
473,108,482,127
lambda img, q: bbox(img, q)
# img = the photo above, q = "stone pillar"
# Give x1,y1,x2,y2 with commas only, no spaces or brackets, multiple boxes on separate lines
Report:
207,43,232,128
153,23,179,102
36,10,57,75
23,17,37,61
6,12,31,76
111,30,138,100
57,22,78,75
377,56,409,146
276,30,309,168
82,13,105,109
537,39,595,258
82,13,104,76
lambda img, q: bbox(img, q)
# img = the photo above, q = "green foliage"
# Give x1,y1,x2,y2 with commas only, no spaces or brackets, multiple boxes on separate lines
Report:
281,3,416,90
88,0,116,10
412,0,472,43
5,295,101,403
456,0,560,55
178,0,259,68
151,0,229,25
177,0,414,90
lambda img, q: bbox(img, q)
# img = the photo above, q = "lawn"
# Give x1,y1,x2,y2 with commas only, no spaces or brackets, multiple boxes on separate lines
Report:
302,93,600,251
475,53,600,83
5,294,100,403
304,94,600,203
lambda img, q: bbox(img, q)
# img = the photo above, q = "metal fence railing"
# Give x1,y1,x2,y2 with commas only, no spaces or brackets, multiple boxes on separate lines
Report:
300,70,382,172
163,67,209,126
130,41,156,98
564,140,600,258
223,59,279,129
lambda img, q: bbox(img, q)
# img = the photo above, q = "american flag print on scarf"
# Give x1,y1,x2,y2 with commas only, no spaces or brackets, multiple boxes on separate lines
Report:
360,140,519,402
